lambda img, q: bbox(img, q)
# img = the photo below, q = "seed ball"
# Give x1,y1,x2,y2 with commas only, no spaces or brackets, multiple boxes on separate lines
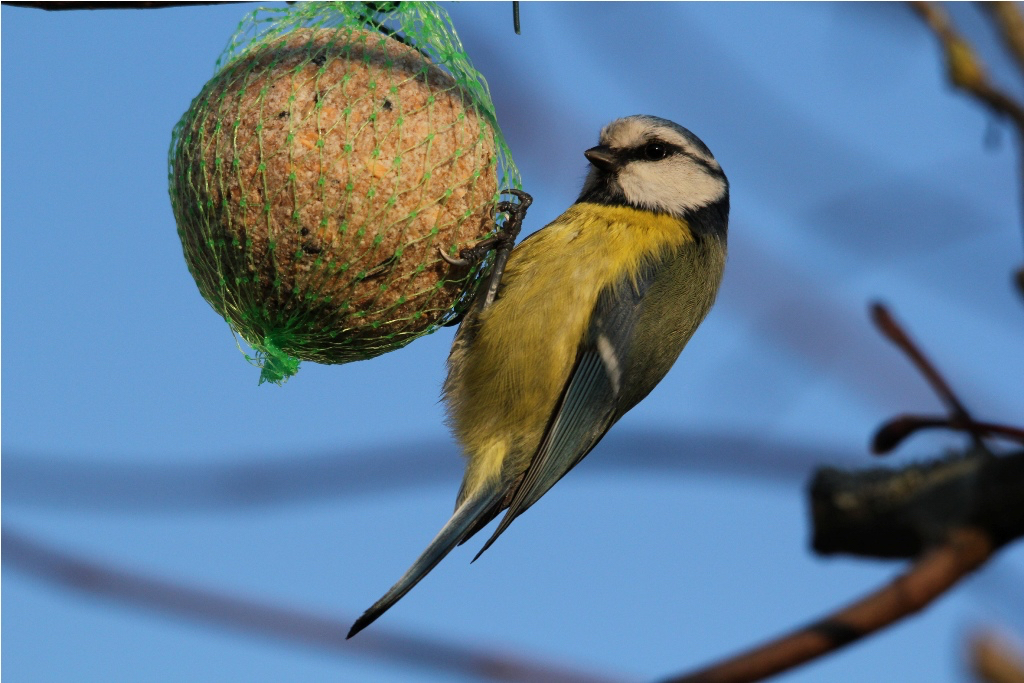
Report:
171,27,498,365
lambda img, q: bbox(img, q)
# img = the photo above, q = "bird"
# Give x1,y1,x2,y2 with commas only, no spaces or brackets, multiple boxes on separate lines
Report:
348,114,729,638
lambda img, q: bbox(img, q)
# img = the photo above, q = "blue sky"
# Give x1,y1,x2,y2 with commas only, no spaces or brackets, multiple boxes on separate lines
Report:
3,3,1023,682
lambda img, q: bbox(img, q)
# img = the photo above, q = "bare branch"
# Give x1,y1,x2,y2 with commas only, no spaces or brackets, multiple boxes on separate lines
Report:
970,630,1024,683
912,1,1024,258
2,528,622,683
873,414,1024,454
811,450,1024,558
658,528,994,683
661,448,1022,682
3,430,856,512
869,303,972,419
869,302,986,451
912,1,1024,128
980,2,1024,79
1,2,248,9
657,292,1024,683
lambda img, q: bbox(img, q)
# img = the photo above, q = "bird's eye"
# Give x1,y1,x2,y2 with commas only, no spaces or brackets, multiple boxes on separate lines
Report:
643,141,668,161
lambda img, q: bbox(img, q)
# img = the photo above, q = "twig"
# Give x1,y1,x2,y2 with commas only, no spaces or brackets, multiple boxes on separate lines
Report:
655,443,1024,683
658,528,994,683
658,292,1024,683
873,414,1024,454
869,302,987,451
980,3,1024,79
1,528,623,683
970,630,1024,683
1,1,247,9
912,1,1024,255
869,303,971,418
912,2,1024,127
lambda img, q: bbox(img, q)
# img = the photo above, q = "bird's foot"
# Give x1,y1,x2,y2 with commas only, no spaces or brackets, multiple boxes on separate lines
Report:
438,189,533,270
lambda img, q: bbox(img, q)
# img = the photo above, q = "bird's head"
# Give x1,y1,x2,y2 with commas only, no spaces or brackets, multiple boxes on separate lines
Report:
578,115,728,221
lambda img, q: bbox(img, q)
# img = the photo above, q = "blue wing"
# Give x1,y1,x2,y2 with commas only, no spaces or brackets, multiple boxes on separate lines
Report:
471,263,656,561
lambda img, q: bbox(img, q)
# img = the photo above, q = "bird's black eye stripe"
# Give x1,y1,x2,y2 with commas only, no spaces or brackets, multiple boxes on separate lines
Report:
604,139,725,177
686,153,726,178
622,140,682,163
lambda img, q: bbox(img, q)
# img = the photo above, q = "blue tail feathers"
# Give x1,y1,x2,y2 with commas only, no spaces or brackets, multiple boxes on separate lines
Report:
347,486,503,638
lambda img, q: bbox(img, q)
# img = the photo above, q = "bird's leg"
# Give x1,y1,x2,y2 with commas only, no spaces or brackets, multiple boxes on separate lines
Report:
440,189,532,310
479,189,531,309
440,189,532,267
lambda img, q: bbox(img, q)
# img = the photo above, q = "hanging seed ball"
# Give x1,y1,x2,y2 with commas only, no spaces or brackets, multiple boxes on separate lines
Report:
171,27,498,369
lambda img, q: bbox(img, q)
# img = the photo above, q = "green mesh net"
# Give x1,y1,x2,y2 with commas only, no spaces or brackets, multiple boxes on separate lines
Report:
168,2,520,384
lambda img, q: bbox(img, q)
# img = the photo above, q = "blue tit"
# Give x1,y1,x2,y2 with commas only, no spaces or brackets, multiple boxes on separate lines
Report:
348,114,729,638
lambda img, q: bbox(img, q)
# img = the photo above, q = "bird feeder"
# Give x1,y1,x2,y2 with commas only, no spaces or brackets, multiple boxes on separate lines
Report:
169,2,519,383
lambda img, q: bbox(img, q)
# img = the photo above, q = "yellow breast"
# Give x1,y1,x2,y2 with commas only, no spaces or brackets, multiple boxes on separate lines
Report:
447,202,693,496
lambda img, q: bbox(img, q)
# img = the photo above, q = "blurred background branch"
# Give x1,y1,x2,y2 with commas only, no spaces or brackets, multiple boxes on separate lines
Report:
970,630,1024,683
2,431,858,512
2,528,622,683
662,528,995,683
0,1,248,9
657,302,1024,682
971,630,1024,683
913,2,1024,128
812,449,1024,559
870,303,988,452
913,1,1024,291
980,3,1024,78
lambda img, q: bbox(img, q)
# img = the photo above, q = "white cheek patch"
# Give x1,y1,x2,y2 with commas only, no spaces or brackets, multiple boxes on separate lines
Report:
618,158,726,214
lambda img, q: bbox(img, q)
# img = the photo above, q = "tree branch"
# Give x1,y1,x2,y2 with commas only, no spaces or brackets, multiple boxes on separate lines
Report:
873,414,1024,454
912,1,1024,258
980,2,1024,79
811,450,1024,559
870,303,975,421
657,294,1024,683
658,528,994,683
2,430,855,512
912,1,1024,127
870,302,988,452
2,528,621,683
659,446,1024,683
970,630,1024,683
1,2,248,9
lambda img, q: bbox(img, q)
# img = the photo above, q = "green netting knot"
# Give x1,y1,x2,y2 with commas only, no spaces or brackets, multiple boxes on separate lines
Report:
248,336,302,385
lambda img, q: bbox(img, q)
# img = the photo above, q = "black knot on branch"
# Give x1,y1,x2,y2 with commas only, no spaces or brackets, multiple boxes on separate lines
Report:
810,449,1024,559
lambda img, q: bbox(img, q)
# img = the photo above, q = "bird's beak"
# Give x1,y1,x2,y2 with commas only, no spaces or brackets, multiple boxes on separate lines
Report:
584,145,618,172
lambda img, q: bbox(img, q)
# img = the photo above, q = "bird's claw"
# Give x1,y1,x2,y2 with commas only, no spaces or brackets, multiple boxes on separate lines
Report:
498,188,533,215
438,249,472,267
439,189,533,272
